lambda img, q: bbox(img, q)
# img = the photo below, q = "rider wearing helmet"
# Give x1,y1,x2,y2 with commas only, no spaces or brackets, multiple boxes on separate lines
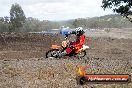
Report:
61,27,85,56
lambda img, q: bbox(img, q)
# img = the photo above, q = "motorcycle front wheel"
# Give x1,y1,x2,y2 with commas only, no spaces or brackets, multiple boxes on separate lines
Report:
46,49,60,58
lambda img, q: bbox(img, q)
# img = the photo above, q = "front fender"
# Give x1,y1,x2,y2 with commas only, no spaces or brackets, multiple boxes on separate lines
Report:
82,45,89,50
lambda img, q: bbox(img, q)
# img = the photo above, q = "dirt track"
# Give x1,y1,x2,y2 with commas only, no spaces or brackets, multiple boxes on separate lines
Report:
0,33,132,88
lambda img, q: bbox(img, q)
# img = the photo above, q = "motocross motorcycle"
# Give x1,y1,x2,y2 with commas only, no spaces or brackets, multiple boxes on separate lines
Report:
46,36,89,58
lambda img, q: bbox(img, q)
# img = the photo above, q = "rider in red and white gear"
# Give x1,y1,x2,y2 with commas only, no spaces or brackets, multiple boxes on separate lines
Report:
62,27,85,55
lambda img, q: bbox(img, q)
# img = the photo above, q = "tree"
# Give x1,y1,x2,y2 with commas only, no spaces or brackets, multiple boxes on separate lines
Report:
102,0,132,23
0,17,4,22
4,16,10,23
0,17,10,32
10,3,26,32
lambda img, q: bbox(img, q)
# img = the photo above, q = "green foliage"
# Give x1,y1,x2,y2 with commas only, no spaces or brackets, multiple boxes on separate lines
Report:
10,3,26,32
67,15,130,29
102,0,132,23
21,17,60,32
0,17,4,22
69,14,132,28
0,14,132,32
0,17,10,32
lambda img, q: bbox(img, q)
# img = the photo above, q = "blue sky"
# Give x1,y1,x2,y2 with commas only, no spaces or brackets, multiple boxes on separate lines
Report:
0,0,114,21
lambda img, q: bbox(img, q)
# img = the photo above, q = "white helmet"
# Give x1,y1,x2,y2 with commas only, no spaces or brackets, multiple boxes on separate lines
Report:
76,27,83,31
75,27,84,35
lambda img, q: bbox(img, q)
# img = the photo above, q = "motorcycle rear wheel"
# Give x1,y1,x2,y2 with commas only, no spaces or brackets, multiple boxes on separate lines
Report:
46,49,60,58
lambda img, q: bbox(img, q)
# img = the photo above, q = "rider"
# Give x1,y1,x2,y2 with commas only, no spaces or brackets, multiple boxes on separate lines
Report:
61,27,85,56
